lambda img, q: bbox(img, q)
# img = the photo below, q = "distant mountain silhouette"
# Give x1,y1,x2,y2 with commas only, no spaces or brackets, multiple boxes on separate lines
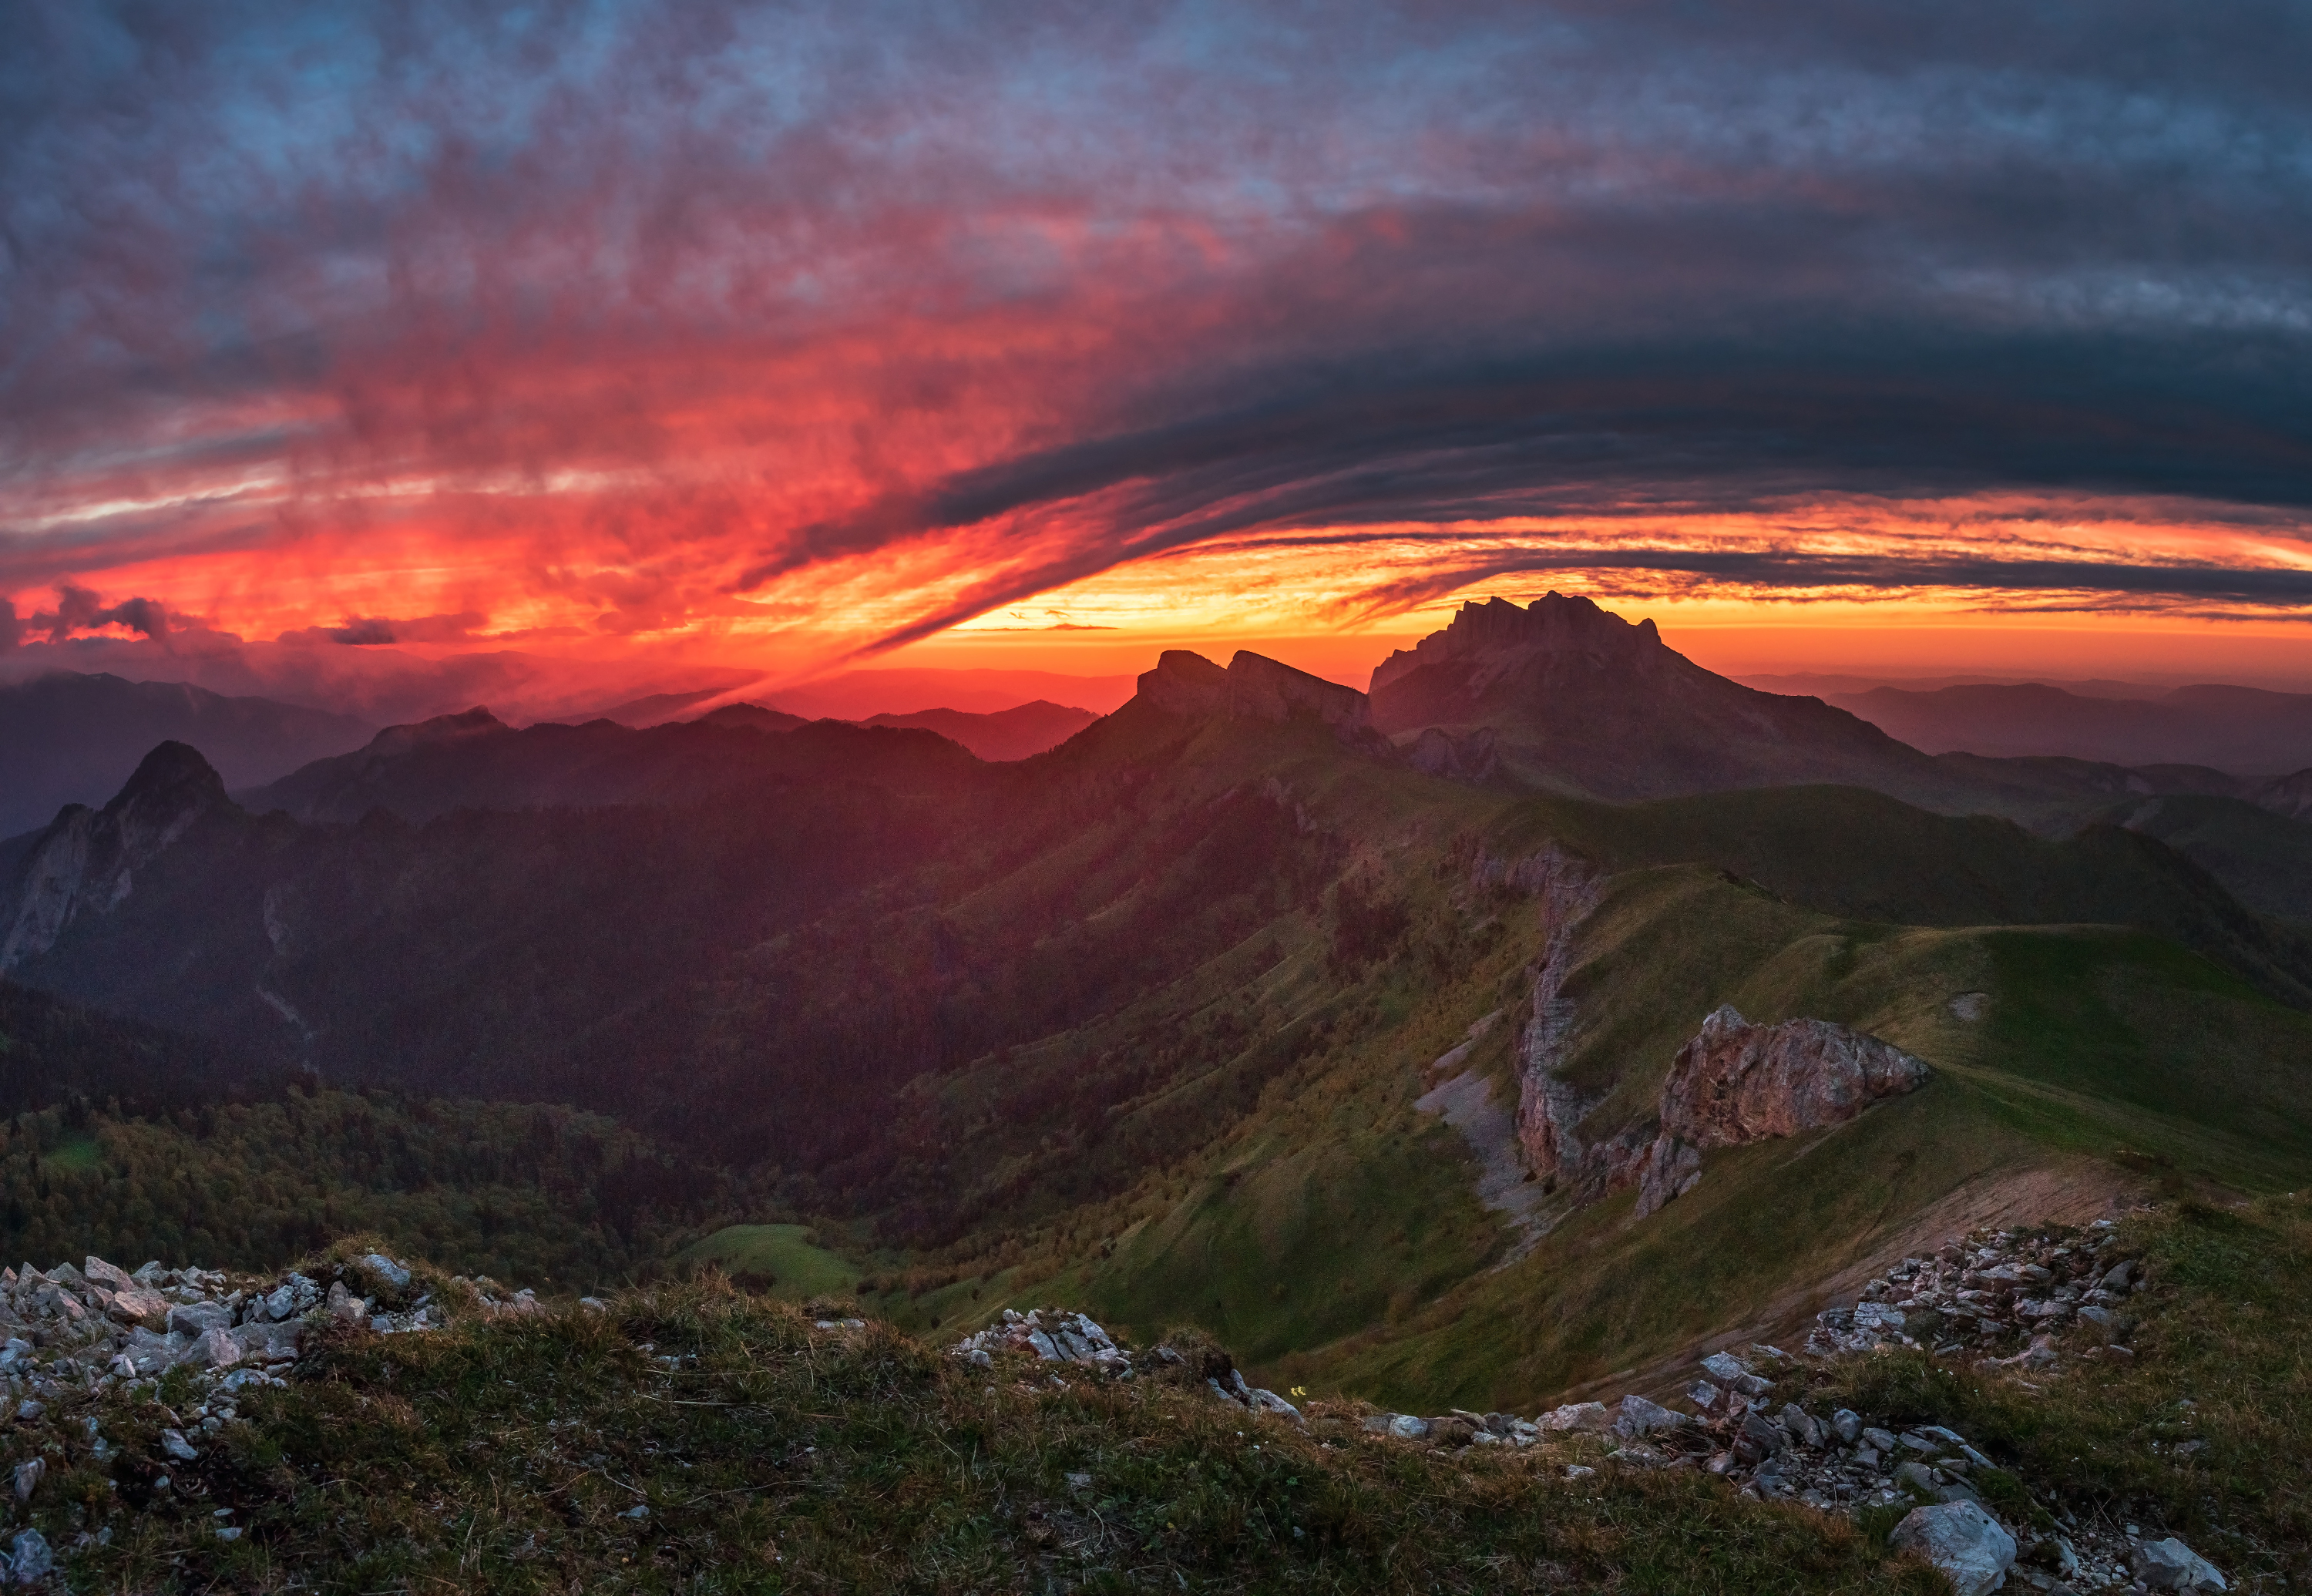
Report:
1826,680,2312,774
860,701,1097,761
0,671,371,838
243,708,980,823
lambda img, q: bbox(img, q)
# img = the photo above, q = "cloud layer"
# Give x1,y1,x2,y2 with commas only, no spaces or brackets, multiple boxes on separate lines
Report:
4,0,2310,669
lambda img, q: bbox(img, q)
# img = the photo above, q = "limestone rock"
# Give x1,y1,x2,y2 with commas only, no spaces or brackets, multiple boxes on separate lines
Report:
1539,1401,1614,1433
1658,1006,1931,1150
82,1257,135,1292
8,1527,50,1583
106,1286,171,1327
1615,1394,1687,1437
361,1253,412,1291
1632,1135,1703,1220
1889,1500,2017,1596
168,1301,234,1338
2134,1536,2227,1591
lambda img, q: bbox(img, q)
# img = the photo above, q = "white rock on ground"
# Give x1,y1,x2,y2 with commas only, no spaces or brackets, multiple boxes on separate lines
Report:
2133,1535,2227,1591
1888,1500,2017,1596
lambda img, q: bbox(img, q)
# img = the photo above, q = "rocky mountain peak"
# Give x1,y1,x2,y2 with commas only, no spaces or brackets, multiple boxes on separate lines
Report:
2,741,237,970
1134,650,1376,740
102,740,229,822
1369,593,1664,694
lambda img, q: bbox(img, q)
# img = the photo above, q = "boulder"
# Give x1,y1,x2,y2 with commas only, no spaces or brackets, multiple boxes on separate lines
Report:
1539,1402,1614,1433
1657,1006,1931,1151
1615,1394,1686,1437
167,1301,234,1338
1632,1134,1703,1218
1830,1409,1863,1444
361,1253,412,1291
106,1286,171,1327
230,1313,305,1359
82,1257,135,1292
185,1327,240,1370
8,1527,50,1584
2134,1536,2227,1591
1889,1501,2015,1596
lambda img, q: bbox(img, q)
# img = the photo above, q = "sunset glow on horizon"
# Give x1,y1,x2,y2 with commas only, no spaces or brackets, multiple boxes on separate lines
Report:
6,3,2311,712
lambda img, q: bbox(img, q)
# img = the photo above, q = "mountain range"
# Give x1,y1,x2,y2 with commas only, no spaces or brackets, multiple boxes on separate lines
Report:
1824,680,2312,774
3,593,2310,1430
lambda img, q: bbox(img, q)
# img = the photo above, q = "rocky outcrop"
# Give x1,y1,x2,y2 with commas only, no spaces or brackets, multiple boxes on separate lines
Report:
1517,996,1930,1221
0,741,230,970
1408,725,1499,784
1810,1216,2148,1361
1498,847,1607,1196
1647,1005,1931,1197
1134,650,1386,750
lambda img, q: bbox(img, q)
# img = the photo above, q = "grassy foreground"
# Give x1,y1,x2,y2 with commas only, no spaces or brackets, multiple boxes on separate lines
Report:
15,1259,1939,1594
10,1198,2305,1591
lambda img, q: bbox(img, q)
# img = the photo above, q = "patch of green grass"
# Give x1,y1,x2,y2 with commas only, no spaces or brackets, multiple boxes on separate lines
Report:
38,1131,101,1173
675,1224,860,1300
14,1275,1948,1594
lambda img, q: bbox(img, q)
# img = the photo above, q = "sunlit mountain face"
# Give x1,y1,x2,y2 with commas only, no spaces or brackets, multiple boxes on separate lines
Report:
5,2,2312,711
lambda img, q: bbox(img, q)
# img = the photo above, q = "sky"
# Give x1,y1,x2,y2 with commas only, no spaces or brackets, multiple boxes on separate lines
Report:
5,0,2312,712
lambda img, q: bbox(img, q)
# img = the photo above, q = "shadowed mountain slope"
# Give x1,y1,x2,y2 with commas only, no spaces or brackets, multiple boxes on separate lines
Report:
242,708,980,823
0,672,372,838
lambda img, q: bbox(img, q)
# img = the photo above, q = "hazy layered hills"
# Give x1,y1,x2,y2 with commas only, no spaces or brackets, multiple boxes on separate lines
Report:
0,671,373,839
1828,679,2312,776
859,701,1099,761
7,610,2312,1420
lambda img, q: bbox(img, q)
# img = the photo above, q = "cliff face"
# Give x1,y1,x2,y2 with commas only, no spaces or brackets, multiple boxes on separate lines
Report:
0,742,231,970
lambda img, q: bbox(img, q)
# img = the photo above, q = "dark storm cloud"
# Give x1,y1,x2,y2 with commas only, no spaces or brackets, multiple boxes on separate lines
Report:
2,0,2310,644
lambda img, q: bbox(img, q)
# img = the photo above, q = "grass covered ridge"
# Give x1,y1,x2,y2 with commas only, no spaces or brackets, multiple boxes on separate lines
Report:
11,1250,1945,1594
12,1199,2306,1591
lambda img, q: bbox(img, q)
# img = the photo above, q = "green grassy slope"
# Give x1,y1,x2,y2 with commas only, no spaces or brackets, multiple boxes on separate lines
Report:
888,834,2312,1417
2098,792,2312,926
675,1224,862,1299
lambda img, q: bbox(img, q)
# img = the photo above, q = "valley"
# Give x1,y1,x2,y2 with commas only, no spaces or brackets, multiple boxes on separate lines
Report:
3,595,2308,1589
